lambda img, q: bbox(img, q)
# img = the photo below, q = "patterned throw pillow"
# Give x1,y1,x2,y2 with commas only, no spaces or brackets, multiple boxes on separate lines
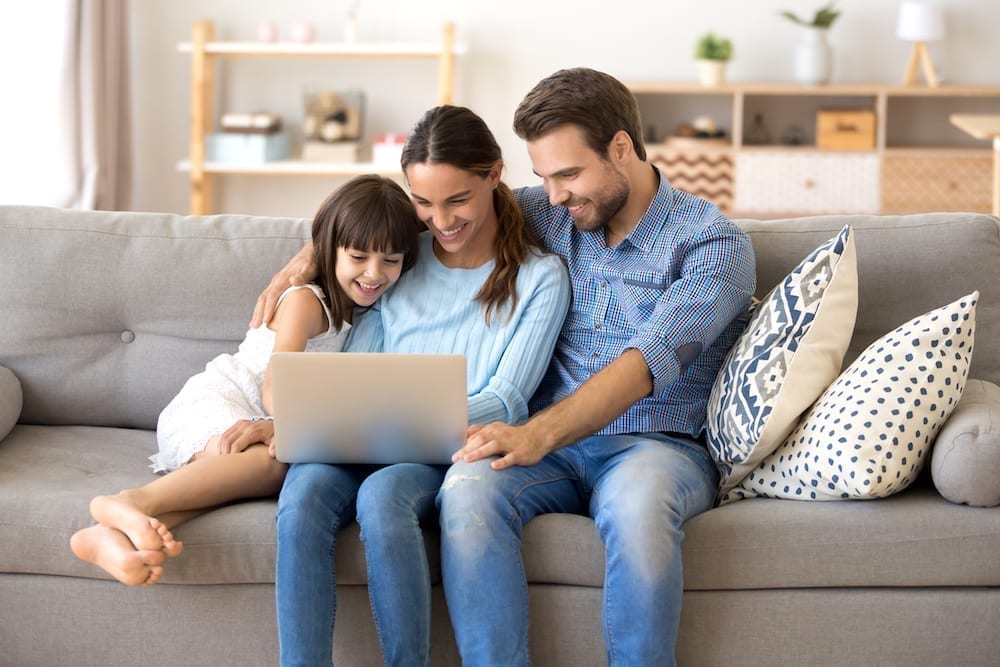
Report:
707,225,858,496
723,291,978,504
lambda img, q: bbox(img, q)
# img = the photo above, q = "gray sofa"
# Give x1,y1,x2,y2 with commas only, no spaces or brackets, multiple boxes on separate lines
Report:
2,204,999,666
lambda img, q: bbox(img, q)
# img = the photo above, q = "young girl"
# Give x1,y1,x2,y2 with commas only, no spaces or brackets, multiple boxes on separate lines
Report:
70,174,421,587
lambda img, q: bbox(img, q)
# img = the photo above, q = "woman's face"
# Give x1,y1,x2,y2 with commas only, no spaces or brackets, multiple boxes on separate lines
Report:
335,246,405,307
404,162,499,268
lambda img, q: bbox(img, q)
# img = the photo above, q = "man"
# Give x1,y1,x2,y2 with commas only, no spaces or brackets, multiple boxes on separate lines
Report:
253,68,755,665
437,68,755,666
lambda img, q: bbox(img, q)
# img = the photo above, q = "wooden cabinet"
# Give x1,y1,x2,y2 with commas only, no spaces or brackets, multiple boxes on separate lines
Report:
735,151,879,214
645,142,734,211
881,151,993,214
177,20,463,214
627,81,1000,217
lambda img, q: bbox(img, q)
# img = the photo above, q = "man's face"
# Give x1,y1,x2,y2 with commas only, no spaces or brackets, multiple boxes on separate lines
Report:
526,124,629,233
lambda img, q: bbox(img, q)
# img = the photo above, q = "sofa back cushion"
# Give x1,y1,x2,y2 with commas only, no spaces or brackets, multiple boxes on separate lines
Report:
0,205,310,429
736,212,1000,387
2,206,998,431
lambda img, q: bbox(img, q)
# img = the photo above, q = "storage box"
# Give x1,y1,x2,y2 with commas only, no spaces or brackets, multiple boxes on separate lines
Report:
816,110,876,150
205,132,290,163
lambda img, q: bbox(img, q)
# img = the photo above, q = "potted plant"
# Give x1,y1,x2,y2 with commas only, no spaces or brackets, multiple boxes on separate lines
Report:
694,32,733,87
779,3,841,85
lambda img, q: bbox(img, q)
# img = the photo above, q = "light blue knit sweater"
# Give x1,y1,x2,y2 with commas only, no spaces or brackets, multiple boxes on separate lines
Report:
346,232,570,425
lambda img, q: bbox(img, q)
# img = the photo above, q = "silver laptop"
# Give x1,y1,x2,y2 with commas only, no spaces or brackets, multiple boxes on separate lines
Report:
270,352,467,464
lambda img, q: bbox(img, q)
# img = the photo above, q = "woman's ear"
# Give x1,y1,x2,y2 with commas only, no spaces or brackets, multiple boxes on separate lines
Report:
488,161,503,189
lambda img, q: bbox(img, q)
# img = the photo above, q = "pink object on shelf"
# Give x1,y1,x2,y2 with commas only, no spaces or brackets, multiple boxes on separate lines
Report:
373,133,408,167
257,20,278,42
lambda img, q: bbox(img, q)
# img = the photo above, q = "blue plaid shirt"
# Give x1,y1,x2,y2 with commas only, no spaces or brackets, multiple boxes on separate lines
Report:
518,167,755,438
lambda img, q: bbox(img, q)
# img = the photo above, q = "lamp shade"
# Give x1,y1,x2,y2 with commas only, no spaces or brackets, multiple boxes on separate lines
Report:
896,1,945,41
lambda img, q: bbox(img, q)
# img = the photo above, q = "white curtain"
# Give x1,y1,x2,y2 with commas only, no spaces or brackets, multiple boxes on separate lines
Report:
0,0,132,210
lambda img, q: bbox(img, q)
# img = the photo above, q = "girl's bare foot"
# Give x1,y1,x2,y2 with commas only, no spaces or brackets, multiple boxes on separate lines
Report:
70,524,166,586
90,494,183,557
150,516,184,558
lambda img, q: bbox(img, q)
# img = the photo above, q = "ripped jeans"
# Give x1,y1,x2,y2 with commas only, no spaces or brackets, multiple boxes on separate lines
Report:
436,433,719,667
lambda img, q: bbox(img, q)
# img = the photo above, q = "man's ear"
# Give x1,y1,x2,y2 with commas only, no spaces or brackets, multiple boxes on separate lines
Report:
609,130,633,163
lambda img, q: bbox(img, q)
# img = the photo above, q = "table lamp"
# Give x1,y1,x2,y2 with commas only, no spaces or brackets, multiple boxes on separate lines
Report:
897,0,945,87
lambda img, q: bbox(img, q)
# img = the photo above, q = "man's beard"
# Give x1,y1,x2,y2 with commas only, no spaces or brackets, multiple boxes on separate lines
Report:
573,169,629,233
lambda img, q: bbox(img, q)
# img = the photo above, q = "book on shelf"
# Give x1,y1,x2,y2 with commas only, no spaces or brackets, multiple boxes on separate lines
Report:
220,112,282,134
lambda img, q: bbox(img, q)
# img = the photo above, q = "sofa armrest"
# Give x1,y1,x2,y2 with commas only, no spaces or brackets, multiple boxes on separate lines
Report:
931,379,1000,507
0,366,22,441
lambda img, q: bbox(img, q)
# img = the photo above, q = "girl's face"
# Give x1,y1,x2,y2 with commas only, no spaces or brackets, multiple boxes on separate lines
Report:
404,162,499,268
335,246,405,307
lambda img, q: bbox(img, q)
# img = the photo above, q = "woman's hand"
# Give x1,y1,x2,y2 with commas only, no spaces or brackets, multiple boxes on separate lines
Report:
250,242,318,328
216,418,275,454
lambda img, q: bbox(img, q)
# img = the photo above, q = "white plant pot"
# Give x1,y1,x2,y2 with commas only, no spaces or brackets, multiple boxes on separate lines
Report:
698,60,727,87
794,26,831,86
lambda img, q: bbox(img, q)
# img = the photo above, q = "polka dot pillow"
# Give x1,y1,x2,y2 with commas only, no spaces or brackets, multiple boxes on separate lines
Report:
723,291,978,504
707,225,858,496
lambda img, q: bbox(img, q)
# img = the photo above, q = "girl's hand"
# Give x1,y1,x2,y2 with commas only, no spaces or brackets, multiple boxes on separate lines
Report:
216,418,275,454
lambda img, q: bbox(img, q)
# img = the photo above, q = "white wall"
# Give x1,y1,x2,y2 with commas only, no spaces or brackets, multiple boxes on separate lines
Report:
130,0,1000,217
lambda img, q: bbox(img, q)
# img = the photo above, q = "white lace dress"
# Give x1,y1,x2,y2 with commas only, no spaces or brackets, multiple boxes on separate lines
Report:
151,284,349,472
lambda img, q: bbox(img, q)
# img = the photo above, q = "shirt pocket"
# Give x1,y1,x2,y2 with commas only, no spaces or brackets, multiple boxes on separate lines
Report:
616,271,670,325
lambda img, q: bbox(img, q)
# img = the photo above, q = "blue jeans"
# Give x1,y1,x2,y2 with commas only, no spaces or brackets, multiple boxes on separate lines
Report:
275,462,371,667
437,433,719,667
356,463,446,667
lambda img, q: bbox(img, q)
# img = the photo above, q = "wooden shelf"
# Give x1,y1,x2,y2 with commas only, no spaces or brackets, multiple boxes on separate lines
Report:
177,40,467,58
627,81,1000,97
175,160,402,176
630,80,1000,215
179,20,462,214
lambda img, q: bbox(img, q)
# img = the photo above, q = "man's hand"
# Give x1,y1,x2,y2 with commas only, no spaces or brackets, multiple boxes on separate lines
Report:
216,419,275,455
453,422,552,470
250,242,317,328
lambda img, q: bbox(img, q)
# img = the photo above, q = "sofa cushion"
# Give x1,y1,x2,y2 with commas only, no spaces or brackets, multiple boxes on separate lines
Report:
725,292,977,503
0,424,285,585
0,366,21,441
707,225,857,495
932,379,1000,507
0,206,310,430
681,485,1000,590
735,213,1000,386
3,423,999,591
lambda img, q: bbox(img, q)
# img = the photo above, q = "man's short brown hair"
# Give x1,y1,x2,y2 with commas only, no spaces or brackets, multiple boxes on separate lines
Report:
512,67,647,162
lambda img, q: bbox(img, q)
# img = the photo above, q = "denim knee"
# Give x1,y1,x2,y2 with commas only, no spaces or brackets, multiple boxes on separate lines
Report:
277,463,359,529
437,459,508,536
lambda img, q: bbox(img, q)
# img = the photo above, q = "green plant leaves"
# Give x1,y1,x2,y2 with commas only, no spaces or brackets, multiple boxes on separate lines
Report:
779,2,840,28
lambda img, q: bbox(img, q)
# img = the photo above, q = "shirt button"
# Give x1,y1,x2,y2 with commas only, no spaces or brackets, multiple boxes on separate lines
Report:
120,330,135,344
594,323,602,330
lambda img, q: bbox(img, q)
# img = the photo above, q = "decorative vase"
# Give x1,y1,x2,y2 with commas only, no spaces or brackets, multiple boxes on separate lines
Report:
794,26,831,86
698,60,726,87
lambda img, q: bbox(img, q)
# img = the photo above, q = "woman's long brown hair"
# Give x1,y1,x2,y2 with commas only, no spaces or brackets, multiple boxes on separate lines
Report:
401,105,541,324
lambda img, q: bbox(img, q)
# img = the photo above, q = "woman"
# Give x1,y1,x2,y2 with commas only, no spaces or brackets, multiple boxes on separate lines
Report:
259,106,570,666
